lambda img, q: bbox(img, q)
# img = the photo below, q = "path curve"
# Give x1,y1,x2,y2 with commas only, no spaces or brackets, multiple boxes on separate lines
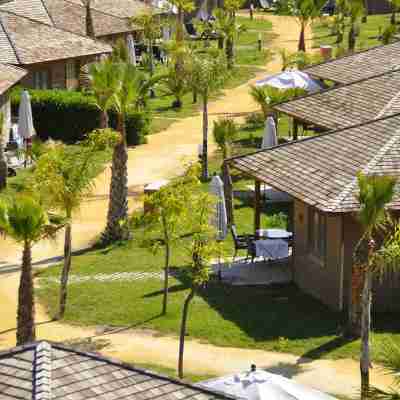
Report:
0,14,382,399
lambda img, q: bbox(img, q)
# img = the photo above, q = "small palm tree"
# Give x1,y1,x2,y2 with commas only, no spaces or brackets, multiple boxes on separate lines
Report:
161,65,189,108
349,173,397,399
213,118,237,160
189,50,228,181
0,113,7,190
346,0,365,52
0,196,64,344
89,60,122,128
389,0,400,24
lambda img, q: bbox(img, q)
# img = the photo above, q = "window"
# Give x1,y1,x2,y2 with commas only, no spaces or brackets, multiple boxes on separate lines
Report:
66,60,76,82
308,208,327,263
33,70,49,89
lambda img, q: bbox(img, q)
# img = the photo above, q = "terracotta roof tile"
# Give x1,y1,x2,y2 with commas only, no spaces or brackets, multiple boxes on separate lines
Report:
228,114,400,213
0,10,112,65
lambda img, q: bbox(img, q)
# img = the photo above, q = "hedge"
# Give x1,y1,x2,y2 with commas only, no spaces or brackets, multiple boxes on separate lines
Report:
11,89,151,146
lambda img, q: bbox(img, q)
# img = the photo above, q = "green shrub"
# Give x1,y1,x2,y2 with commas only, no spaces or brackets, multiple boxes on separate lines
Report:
11,89,150,146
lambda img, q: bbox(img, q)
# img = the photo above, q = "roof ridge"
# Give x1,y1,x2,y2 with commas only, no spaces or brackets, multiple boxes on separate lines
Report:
326,130,400,213
0,14,20,63
226,111,400,164
274,67,400,111
304,40,400,76
33,341,52,400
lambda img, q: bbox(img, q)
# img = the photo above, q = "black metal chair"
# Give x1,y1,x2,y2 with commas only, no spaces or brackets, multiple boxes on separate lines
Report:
231,225,256,261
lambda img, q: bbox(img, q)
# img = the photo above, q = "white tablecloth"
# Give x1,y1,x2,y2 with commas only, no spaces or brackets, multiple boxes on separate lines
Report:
255,239,289,259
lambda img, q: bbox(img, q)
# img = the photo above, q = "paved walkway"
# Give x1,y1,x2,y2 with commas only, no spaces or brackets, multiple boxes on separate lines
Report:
1,14,388,399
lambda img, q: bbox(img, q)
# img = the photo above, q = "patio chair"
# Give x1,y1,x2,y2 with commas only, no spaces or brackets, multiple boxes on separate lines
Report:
231,225,256,261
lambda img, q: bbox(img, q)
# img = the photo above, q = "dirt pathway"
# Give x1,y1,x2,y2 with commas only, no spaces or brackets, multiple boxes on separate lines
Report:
0,273,394,397
1,14,379,398
0,14,309,268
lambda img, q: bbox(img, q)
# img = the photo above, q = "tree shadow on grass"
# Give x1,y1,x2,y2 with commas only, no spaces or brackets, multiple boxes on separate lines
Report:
143,283,189,298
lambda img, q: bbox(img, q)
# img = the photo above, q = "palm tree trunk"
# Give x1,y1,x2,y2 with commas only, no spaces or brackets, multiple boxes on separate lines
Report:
103,114,129,244
360,267,372,400
17,241,35,345
201,95,209,182
162,214,170,315
226,38,234,69
100,110,109,129
0,145,7,190
178,288,195,379
298,22,306,52
58,220,72,318
362,0,368,23
348,22,356,52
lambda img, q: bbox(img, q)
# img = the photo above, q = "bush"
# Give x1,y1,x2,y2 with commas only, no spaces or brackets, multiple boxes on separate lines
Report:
245,112,265,128
11,89,151,146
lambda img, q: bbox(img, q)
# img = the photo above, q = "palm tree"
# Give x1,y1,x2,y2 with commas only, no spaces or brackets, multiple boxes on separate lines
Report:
89,60,122,128
161,65,189,108
389,0,400,24
287,0,325,52
0,196,64,344
349,173,397,399
0,113,7,190
189,50,228,181
34,130,118,318
103,64,150,243
346,0,365,52
212,118,237,160
214,7,246,69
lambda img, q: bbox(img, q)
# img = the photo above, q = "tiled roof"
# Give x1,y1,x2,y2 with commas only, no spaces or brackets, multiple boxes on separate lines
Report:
67,0,160,18
305,41,400,84
0,341,236,400
42,0,135,37
0,0,53,24
274,70,400,130
0,10,112,65
228,114,400,213
0,63,26,94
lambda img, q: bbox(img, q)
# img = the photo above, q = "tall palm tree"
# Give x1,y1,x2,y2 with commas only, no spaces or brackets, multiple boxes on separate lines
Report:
0,113,7,190
103,64,148,243
89,60,122,128
350,173,397,400
0,196,64,345
189,50,228,181
288,0,325,52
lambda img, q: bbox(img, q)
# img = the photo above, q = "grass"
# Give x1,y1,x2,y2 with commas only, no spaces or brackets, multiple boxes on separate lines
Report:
312,14,392,52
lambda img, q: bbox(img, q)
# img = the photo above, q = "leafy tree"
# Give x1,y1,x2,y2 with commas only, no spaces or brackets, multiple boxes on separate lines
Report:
188,50,228,181
178,184,221,378
349,173,397,399
0,196,64,344
89,60,122,128
287,0,325,51
214,7,246,69
138,165,199,315
212,118,237,160
249,86,305,120
34,129,119,318
0,113,7,190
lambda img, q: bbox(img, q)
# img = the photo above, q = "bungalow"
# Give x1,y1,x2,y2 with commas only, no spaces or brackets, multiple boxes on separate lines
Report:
273,69,400,135
0,0,142,44
225,113,400,312
0,10,112,90
0,63,26,140
0,340,234,400
305,41,400,85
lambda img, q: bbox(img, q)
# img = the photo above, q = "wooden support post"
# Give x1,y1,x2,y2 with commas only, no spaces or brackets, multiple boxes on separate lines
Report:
254,180,261,235
222,162,234,227
293,119,299,141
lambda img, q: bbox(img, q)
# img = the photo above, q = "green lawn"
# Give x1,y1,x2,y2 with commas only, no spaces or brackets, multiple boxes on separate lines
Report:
312,14,392,52
35,114,400,364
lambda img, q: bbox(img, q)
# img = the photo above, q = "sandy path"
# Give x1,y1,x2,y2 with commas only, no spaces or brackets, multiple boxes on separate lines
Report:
0,273,394,397
0,14,307,268
1,14,383,398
